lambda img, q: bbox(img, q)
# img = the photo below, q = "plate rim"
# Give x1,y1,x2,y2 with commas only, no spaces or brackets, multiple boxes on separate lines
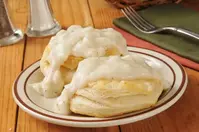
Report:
12,47,188,127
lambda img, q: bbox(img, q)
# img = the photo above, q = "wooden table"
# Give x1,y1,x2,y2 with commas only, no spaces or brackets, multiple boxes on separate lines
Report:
0,0,199,132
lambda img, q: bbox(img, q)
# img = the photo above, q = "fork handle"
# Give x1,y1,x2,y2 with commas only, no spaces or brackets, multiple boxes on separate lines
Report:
175,28,199,40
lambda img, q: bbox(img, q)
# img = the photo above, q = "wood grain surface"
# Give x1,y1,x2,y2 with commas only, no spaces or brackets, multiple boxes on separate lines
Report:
0,0,26,132
0,0,199,132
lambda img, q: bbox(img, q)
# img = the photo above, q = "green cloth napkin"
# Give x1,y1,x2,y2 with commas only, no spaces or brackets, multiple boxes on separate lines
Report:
113,4,199,63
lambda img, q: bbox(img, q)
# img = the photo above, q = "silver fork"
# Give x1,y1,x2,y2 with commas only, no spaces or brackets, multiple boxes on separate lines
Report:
121,6,199,40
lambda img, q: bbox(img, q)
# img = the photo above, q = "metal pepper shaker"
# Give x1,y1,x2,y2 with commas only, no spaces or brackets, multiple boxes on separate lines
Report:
0,0,23,46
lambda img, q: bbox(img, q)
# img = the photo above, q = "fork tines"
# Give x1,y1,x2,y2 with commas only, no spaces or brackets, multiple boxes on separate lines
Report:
121,6,155,32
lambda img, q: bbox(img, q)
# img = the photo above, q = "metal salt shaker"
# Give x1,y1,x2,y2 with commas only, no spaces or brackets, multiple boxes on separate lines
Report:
26,0,61,37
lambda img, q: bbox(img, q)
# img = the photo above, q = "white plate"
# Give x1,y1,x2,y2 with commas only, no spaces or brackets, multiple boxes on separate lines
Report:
12,47,188,128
